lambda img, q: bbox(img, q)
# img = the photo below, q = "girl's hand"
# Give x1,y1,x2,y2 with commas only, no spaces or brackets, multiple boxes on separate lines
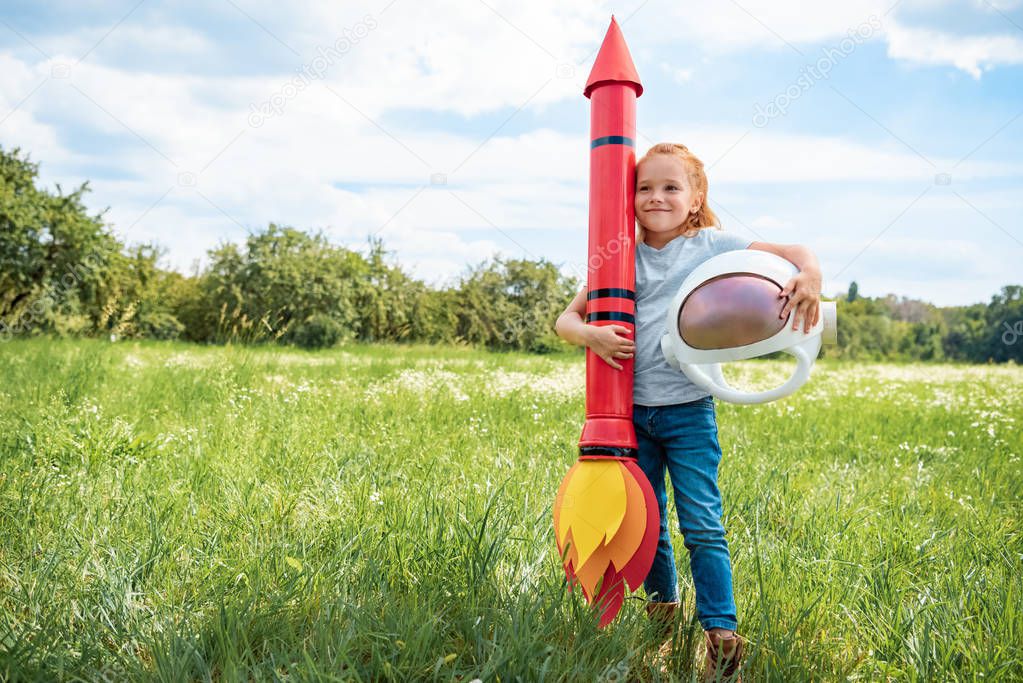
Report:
585,324,635,371
779,269,822,334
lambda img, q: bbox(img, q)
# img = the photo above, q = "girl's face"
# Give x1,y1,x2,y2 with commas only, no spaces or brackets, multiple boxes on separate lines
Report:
635,155,703,244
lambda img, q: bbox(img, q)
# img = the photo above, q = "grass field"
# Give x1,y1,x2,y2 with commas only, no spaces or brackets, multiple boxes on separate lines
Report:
0,338,1020,681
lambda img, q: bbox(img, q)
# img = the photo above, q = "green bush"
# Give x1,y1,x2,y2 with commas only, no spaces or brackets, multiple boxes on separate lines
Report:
136,311,185,341
292,314,344,349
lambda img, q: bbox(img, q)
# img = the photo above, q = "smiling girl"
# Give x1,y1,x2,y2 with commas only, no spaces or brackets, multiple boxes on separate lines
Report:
556,142,822,680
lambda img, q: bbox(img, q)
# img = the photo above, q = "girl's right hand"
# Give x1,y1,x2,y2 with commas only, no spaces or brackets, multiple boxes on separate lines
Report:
585,324,635,371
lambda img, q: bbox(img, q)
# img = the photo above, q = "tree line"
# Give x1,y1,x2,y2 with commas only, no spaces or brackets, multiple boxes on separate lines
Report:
2,145,1021,362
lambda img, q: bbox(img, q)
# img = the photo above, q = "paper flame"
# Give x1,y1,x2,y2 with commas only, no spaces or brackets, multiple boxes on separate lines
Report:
553,458,659,627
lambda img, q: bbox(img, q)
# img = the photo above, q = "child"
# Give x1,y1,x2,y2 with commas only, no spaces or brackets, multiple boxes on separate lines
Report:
555,142,821,681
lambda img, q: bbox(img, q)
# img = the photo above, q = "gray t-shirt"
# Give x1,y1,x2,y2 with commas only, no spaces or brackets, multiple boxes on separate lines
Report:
634,229,753,406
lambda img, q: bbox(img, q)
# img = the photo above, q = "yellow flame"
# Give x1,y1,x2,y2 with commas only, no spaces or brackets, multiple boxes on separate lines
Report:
556,460,633,570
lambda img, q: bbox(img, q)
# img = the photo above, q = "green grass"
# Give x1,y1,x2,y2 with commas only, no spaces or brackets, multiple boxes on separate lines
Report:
0,338,1020,681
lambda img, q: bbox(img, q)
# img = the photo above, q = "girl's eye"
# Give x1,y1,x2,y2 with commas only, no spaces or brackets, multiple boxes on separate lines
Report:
666,185,678,191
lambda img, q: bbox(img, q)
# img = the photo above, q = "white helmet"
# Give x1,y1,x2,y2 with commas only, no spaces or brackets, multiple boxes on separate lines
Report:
660,249,838,404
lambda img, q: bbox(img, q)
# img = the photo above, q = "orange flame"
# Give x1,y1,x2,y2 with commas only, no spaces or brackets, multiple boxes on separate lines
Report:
553,458,659,626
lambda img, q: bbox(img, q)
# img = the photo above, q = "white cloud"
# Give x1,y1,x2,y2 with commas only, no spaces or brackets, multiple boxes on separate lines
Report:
35,23,213,63
639,0,888,52
974,0,1023,10
885,18,1023,77
820,235,1018,304
642,125,1023,184
284,0,608,118
659,61,694,84
631,0,1023,80
750,215,795,231
371,224,502,284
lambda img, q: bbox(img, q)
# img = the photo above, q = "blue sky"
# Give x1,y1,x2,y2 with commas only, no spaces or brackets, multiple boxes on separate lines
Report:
1,0,1021,305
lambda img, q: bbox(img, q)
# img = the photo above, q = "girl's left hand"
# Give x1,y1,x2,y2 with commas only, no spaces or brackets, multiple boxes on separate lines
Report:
779,269,822,334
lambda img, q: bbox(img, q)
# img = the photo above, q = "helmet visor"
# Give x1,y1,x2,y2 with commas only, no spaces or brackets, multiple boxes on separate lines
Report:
679,273,787,350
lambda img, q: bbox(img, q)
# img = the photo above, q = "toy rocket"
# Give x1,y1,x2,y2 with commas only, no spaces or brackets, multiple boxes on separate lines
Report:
553,17,659,627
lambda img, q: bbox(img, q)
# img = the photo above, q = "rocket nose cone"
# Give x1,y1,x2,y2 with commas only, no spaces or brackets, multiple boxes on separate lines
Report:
585,17,643,98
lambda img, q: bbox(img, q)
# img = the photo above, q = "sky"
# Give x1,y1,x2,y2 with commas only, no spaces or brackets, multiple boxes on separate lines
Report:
1,0,1021,306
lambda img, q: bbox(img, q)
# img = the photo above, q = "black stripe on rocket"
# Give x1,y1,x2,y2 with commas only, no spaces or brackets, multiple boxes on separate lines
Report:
587,288,635,301
586,311,635,324
590,135,635,149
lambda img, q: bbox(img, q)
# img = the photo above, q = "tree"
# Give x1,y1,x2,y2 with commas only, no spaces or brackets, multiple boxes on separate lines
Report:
195,225,367,344
0,145,158,338
454,257,578,352
942,304,987,361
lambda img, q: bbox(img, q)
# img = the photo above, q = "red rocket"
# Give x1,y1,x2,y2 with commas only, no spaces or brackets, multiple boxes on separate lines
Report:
553,17,659,627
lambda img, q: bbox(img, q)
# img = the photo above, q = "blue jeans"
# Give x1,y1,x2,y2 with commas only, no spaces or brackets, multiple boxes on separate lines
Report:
634,396,738,632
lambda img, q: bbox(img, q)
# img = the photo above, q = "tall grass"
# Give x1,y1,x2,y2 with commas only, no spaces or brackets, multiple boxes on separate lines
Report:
0,338,1019,681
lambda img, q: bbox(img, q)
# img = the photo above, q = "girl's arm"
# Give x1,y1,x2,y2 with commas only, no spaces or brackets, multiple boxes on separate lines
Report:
748,241,822,333
554,288,591,347
555,288,636,371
